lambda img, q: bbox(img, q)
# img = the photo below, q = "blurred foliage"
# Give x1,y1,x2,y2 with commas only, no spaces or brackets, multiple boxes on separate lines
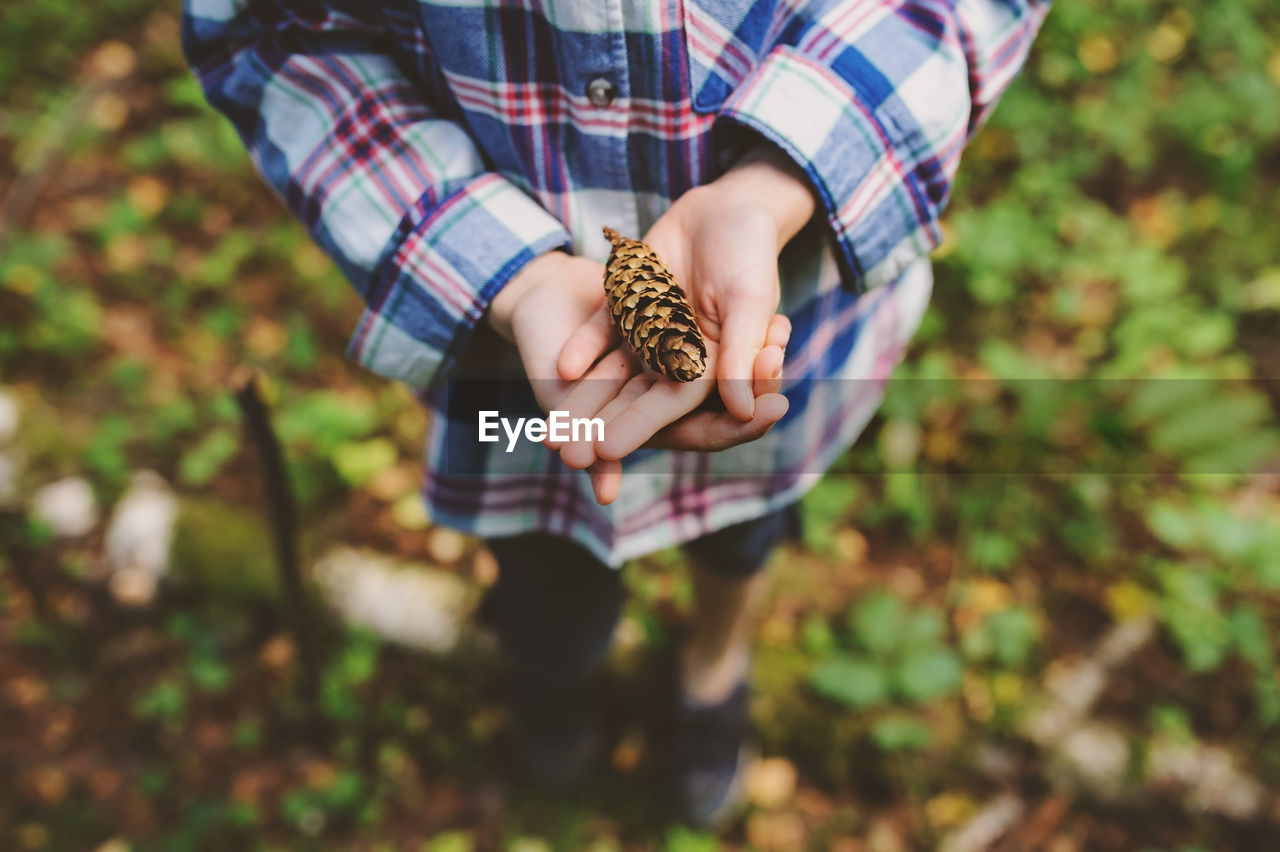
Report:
2,0,1280,849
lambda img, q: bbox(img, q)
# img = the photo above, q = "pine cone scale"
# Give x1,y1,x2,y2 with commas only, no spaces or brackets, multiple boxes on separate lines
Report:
601,227,707,382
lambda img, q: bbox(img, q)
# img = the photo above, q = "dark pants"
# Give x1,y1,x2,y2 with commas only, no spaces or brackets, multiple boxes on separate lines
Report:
483,504,800,686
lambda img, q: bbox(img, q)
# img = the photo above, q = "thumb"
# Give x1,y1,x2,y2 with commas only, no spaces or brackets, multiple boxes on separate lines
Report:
558,304,617,381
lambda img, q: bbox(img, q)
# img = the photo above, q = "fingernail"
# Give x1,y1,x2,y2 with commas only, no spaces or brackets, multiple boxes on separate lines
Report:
771,364,782,380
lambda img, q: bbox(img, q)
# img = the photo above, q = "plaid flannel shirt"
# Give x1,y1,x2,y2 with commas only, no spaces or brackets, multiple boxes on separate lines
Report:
184,0,1048,566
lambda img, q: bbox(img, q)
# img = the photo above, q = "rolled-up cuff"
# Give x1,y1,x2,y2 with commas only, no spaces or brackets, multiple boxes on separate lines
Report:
347,173,572,388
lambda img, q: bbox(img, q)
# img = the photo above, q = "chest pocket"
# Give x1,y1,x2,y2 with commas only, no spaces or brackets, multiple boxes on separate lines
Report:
681,0,779,113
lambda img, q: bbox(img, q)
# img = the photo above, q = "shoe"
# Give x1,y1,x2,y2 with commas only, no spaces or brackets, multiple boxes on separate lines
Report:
509,676,600,788
669,678,756,829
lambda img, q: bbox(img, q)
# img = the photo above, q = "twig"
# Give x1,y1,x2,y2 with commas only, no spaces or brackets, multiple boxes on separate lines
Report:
233,370,321,713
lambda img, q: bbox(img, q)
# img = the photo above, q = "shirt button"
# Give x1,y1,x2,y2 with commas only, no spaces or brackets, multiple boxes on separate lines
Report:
586,77,617,108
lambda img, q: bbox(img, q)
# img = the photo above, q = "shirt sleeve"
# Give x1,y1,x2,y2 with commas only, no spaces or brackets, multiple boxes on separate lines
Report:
182,0,573,388
716,0,1051,292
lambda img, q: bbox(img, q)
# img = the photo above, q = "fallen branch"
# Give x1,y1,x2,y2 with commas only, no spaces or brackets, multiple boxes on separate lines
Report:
233,370,320,713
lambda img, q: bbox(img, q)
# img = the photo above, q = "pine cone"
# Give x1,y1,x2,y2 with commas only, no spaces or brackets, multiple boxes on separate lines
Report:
602,227,707,382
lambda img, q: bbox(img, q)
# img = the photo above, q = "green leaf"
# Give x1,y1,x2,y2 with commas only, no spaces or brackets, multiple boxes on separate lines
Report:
900,608,947,650
178,428,239,487
810,655,889,708
870,715,933,751
277,391,379,455
988,608,1039,668
134,680,186,722
427,831,475,852
1157,564,1232,672
1149,394,1270,459
801,616,837,656
849,591,906,657
332,437,398,487
190,655,232,693
1229,605,1274,671
1145,501,1202,550
893,648,963,703
664,827,720,852
801,478,860,554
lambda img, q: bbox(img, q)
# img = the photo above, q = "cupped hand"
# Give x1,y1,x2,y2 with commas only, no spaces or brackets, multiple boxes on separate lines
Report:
486,251,619,497
486,249,783,506
551,145,817,498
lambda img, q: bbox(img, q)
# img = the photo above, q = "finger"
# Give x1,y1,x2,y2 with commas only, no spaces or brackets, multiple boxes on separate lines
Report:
752,344,784,398
765,313,792,350
591,372,657,431
560,372,652,469
717,298,775,422
646,392,790,452
558,305,618,382
589,459,623,505
597,378,712,460
545,348,633,451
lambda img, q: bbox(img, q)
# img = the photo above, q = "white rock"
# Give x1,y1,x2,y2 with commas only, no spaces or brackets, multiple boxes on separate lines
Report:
1024,616,1155,747
1095,616,1156,667
314,547,472,654
1148,738,1263,820
1026,659,1107,746
109,566,159,607
31,476,98,538
1055,722,1130,799
0,389,18,444
105,471,179,581
940,794,1024,852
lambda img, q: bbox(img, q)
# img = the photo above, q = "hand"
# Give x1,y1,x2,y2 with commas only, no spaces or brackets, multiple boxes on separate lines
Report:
552,145,817,492
551,313,792,505
486,251,619,496
487,248,783,505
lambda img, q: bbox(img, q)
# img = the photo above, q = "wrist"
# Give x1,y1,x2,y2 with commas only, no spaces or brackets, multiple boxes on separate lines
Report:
717,145,818,246
487,249,568,342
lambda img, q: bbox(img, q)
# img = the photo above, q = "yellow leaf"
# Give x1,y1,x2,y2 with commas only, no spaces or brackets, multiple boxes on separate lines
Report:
992,671,1024,706
126,176,170,219
747,757,798,809
926,792,976,829
1106,580,1155,622
86,41,137,80
392,492,428,530
880,418,922,470
303,760,337,791
1077,34,1118,74
245,319,287,360
293,243,333,279
924,427,962,464
968,578,1013,615
104,233,146,274
1127,193,1183,248
87,92,129,132
4,264,41,295
1146,23,1187,63
963,673,994,722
